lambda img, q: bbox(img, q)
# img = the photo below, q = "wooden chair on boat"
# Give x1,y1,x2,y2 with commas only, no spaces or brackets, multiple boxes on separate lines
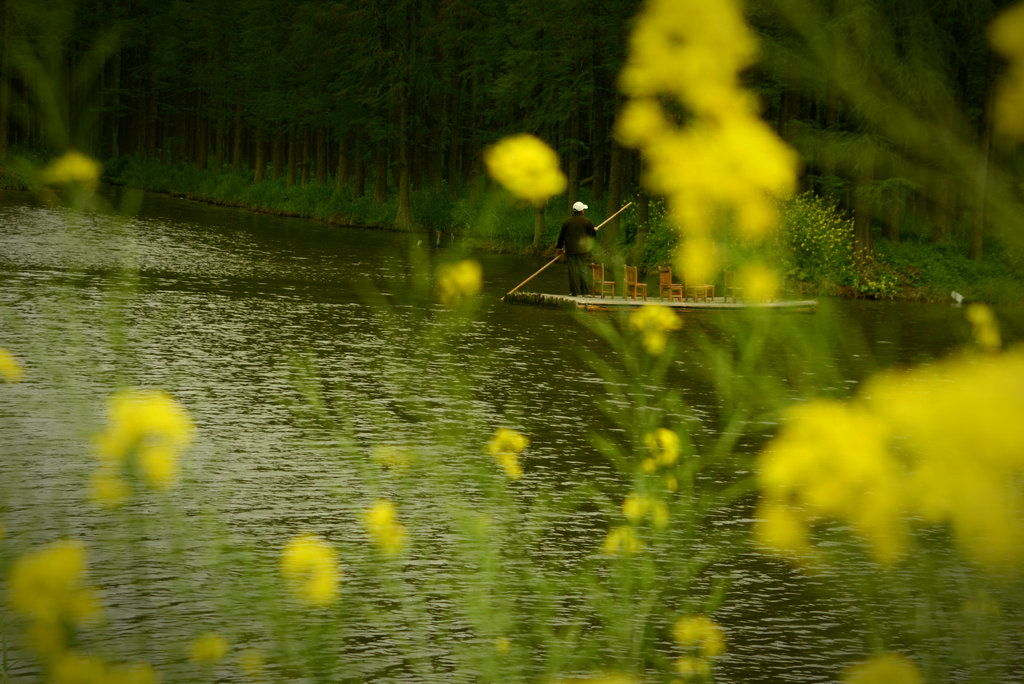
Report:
658,266,684,302
724,270,742,302
624,265,648,301
590,263,615,298
684,275,715,303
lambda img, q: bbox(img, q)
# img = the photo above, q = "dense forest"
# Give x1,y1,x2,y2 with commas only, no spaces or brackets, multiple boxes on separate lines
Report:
0,0,1019,263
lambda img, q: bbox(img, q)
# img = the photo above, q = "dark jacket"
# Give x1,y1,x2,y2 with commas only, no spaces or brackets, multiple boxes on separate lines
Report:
557,213,596,255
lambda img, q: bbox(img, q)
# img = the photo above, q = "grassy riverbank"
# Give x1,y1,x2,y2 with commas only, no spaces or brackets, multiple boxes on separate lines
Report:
4,152,1023,304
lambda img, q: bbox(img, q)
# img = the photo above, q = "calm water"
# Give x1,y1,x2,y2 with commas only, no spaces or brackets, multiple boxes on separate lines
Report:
1,190,1020,682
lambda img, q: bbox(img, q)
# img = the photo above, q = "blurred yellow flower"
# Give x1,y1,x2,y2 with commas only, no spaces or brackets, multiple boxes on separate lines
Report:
673,614,726,657
89,468,131,508
966,303,1001,351
436,259,483,307
644,428,680,467
484,134,567,206
364,499,407,555
617,0,798,285
50,651,110,684
622,493,669,529
755,346,1024,573
51,652,159,684
93,389,194,491
675,655,711,678
603,525,643,555
8,539,103,627
842,652,923,684
736,263,780,302
487,427,529,481
41,150,102,190
494,636,511,654
189,631,228,665
990,2,1024,140
237,649,266,677
629,305,682,355
280,532,340,606
0,347,24,382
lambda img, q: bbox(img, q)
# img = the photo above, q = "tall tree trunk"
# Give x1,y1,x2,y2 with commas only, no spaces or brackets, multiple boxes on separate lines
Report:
603,134,626,246
253,128,265,183
336,130,349,191
315,125,327,184
591,88,605,204
853,145,875,258
931,172,950,245
567,102,581,210
532,205,545,249
231,102,243,171
286,126,296,187
395,78,413,230
271,131,283,180
301,127,310,184
1,0,11,162
447,79,461,202
374,144,388,204
970,132,990,263
353,152,365,198
637,191,650,243
428,111,444,194
214,105,225,171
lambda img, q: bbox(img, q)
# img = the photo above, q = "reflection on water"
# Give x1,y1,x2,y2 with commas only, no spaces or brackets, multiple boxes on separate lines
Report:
1,191,1020,682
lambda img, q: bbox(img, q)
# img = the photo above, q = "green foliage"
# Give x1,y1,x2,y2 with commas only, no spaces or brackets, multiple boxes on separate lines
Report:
876,239,1024,303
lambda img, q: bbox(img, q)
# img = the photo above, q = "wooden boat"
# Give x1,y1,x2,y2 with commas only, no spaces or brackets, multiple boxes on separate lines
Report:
502,290,818,312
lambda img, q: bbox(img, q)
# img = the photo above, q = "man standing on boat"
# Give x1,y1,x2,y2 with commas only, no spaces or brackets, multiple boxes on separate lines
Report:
557,201,597,297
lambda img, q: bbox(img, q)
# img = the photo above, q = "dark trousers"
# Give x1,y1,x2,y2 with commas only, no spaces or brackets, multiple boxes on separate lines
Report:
567,253,592,296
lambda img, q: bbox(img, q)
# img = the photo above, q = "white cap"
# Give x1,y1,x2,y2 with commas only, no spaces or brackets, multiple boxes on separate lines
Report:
572,201,588,212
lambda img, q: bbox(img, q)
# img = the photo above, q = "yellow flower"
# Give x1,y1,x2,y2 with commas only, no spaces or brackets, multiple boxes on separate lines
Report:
364,499,407,556
41,150,102,190
603,525,644,555
842,652,923,684
237,649,266,677
50,651,111,684
736,263,780,302
617,0,797,287
644,428,680,467
756,346,1024,574
629,305,682,355
0,347,24,382
484,134,567,206
494,636,511,654
675,655,711,678
88,468,131,508
189,631,228,665
990,3,1024,140
487,427,529,481
966,303,1001,351
673,614,726,657
93,389,194,491
622,493,669,529
436,259,483,307
8,539,103,626
280,533,340,606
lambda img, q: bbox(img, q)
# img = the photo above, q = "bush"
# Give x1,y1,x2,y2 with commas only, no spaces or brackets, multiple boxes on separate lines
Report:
775,192,857,289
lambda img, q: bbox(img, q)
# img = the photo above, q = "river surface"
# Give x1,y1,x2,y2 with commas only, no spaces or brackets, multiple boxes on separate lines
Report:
1,190,1021,682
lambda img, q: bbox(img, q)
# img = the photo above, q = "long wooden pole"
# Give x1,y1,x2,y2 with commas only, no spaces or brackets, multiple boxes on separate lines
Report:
501,252,563,301
593,201,632,231
501,202,633,300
